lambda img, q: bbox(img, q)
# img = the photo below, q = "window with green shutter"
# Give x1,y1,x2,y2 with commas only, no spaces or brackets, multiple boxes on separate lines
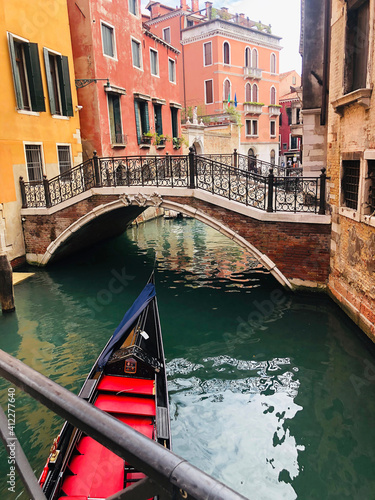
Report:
154,104,163,135
44,48,73,117
8,34,45,112
171,107,178,138
134,99,150,144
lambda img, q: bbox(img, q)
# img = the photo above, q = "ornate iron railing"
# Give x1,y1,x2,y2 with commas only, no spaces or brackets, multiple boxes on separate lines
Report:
20,150,328,214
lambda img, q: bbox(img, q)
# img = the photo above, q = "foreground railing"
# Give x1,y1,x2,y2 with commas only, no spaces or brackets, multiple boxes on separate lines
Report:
0,349,248,500
20,150,327,214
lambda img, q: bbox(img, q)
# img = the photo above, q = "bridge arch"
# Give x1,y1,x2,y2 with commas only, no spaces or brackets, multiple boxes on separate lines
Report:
40,195,292,289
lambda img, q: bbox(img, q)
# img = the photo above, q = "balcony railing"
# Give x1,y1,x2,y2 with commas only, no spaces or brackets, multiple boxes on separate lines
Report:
244,103,263,115
243,67,262,79
268,105,281,116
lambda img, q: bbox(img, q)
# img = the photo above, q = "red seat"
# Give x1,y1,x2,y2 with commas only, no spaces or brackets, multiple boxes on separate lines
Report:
61,437,124,498
95,394,156,416
98,375,155,396
59,497,87,500
113,415,154,439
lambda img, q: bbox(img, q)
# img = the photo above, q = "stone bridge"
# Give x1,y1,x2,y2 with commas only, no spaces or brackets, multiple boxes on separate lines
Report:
20,153,331,289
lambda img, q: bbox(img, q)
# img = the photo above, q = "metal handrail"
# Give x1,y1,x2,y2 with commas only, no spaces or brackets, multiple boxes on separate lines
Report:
0,349,249,500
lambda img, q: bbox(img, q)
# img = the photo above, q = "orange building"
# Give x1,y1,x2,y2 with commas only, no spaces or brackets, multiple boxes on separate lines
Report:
145,1,281,163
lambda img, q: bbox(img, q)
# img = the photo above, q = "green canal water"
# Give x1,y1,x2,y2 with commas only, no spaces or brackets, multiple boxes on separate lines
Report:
1,217,375,499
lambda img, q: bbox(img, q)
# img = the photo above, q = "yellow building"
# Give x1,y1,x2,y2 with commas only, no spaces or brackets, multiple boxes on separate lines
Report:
0,0,82,265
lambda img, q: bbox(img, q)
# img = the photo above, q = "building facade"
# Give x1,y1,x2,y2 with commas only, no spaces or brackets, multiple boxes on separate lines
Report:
67,0,182,158
146,1,281,163
279,71,302,166
326,0,375,341
0,0,82,265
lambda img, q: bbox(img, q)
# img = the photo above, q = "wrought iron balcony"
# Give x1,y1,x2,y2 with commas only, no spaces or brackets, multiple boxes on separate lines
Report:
243,67,262,79
244,103,263,115
268,105,281,116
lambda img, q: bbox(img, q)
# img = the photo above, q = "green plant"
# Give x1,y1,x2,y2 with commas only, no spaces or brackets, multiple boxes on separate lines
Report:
244,102,265,106
154,133,170,145
224,104,243,127
142,131,153,137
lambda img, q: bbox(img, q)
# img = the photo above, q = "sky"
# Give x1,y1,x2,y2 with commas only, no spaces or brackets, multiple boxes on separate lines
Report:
141,0,302,74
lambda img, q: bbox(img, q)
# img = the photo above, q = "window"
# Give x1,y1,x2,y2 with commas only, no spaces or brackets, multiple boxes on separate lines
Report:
223,42,230,65
344,0,369,93
283,143,287,150
108,94,124,144
245,83,251,102
270,120,276,137
270,86,276,105
270,150,276,165
8,34,45,112
187,19,194,27
223,79,231,101
279,112,282,126
205,80,213,104
252,83,258,102
169,58,176,83
368,160,375,212
25,144,43,181
204,42,212,66
150,49,159,76
245,119,258,136
292,76,296,85
101,23,115,58
163,27,171,44
134,99,150,144
131,39,141,69
43,49,73,116
171,107,179,138
290,136,298,149
154,104,163,136
245,47,251,68
252,48,258,68
57,145,72,175
342,160,360,209
270,53,276,73
129,0,137,16
286,107,292,125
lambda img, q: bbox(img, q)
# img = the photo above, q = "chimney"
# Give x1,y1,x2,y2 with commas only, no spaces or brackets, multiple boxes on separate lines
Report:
191,0,199,12
239,13,245,25
150,2,160,19
181,0,188,10
205,1,212,19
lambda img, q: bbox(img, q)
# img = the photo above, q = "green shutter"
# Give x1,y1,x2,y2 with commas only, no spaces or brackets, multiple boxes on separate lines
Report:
24,43,45,112
171,108,178,138
60,56,74,116
144,102,150,132
43,48,56,115
8,34,23,109
155,105,163,135
134,101,141,144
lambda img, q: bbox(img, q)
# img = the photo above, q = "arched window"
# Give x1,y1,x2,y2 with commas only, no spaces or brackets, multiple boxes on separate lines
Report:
252,48,258,68
223,79,231,101
248,148,255,157
245,47,251,68
223,42,230,65
270,86,276,105
245,83,252,102
252,83,258,103
270,149,276,165
270,53,276,73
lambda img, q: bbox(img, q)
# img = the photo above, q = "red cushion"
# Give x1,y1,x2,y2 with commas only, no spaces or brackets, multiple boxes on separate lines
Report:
61,437,124,498
113,415,154,439
95,394,156,416
98,375,155,396
59,497,87,499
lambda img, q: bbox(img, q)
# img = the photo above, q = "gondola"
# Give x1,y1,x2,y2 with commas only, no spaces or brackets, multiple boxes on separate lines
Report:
39,273,171,499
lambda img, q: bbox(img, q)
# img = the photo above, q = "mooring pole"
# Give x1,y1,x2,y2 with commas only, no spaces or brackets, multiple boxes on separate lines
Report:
0,253,15,313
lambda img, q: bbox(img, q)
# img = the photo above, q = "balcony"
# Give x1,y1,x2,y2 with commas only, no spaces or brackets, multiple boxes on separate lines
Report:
111,133,128,148
244,102,263,115
243,67,262,79
268,105,281,116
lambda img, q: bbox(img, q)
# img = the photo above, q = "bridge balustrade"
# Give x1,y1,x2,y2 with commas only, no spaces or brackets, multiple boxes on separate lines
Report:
19,151,327,215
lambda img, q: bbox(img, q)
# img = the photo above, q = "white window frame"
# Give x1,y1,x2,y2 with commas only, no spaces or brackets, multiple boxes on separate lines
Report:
150,48,159,77
163,27,171,44
204,79,214,104
203,41,212,67
223,40,231,65
101,21,117,60
245,119,258,137
270,52,277,74
245,82,251,102
128,0,138,17
23,142,45,181
252,83,259,102
270,120,276,138
168,57,176,83
270,85,277,105
223,78,231,101
56,143,73,176
252,48,258,69
245,46,251,68
107,93,124,145
131,36,143,70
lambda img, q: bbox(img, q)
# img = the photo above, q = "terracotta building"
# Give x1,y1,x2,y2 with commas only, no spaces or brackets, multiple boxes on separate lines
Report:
145,1,281,162
0,0,82,265
279,71,302,166
67,0,182,158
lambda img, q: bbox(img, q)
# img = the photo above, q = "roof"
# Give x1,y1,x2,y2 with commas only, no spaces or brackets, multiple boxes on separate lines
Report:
143,27,180,54
145,1,177,13
280,91,300,101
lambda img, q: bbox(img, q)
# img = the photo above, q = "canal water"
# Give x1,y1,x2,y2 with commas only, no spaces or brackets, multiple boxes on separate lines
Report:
1,217,375,499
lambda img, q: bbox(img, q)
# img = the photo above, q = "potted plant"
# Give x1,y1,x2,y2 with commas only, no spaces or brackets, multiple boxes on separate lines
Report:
141,131,153,145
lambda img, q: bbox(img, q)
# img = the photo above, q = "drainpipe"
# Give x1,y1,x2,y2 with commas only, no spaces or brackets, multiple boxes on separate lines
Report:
181,16,187,119
321,0,331,126
0,213,15,313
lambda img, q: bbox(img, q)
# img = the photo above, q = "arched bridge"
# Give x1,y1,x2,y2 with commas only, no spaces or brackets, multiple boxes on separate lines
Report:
20,151,331,289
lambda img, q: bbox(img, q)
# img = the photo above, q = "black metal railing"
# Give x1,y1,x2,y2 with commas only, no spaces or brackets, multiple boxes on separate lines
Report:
20,150,328,214
0,349,248,500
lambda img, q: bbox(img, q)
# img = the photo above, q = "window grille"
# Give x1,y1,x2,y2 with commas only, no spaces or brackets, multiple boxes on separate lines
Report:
25,145,43,181
342,160,360,209
58,146,72,174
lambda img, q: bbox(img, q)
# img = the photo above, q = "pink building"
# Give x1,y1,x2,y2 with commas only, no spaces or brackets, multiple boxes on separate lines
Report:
279,71,302,166
67,0,182,158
